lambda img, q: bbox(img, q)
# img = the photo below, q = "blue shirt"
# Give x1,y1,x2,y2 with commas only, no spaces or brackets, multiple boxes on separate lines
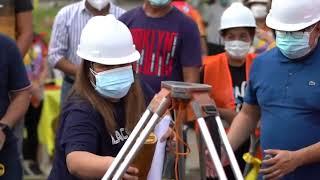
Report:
0,34,30,119
48,97,129,180
245,44,320,179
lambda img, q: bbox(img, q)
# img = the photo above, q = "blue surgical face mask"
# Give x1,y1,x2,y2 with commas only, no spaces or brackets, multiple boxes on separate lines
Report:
90,65,134,99
148,0,171,7
276,27,317,59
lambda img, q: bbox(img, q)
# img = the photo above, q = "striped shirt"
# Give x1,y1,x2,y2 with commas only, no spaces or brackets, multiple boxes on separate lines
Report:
48,1,125,68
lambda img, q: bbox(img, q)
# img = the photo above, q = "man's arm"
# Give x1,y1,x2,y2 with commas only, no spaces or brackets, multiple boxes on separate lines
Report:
183,66,200,83
295,142,320,167
227,103,260,151
4,32,32,128
1,88,31,128
218,108,237,125
55,57,78,77
16,11,33,57
180,16,202,83
48,8,77,76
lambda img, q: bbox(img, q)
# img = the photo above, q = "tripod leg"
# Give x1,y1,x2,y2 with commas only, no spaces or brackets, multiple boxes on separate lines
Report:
112,112,163,179
102,109,153,179
112,98,171,180
198,115,221,180
198,133,207,180
197,117,228,180
215,116,243,180
192,102,227,180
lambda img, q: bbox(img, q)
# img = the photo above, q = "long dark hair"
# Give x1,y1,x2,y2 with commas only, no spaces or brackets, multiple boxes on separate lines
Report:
69,60,146,134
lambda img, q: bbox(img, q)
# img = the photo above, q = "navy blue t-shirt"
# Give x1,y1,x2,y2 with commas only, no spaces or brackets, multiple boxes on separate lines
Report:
48,97,129,180
0,34,30,119
244,44,320,179
119,7,202,97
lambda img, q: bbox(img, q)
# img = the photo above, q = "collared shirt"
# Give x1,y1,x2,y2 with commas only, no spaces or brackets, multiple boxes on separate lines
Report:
244,44,320,179
48,1,125,68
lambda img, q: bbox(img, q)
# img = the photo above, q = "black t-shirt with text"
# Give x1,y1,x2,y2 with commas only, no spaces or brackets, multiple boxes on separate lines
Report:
229,64,246,112
48,97,129,180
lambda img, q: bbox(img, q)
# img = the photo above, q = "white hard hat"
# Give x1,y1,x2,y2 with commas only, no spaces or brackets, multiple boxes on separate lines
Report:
266,0,320,32
77,15,140,65
220,2,256,31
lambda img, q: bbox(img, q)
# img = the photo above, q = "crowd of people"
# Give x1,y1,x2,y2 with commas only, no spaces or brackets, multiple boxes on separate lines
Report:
0,0,319,179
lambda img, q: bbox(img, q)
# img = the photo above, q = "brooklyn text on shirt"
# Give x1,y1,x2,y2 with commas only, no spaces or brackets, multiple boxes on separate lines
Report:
130,29,179,77
111,128,129,145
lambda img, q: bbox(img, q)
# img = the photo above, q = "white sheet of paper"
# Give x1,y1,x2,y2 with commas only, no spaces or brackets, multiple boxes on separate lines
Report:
147,115,171,180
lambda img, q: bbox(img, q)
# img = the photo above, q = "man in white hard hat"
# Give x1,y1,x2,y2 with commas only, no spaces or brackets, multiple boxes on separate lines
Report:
48,0,125,105
203,2,257,178
227,0,320,179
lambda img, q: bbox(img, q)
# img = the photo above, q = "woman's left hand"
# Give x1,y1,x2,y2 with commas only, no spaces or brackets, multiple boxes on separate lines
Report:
260,149,300,180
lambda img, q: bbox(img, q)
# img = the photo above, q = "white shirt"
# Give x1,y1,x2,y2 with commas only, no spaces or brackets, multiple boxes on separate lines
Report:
48,1,125,67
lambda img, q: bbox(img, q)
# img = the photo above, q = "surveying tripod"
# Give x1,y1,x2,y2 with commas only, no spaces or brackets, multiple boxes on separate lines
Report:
102,81,244,180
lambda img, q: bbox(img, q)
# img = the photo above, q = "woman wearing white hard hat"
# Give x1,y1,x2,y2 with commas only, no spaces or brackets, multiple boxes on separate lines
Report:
245,0,275,54
48,15,148,180
226,0,320,179
203,2,257,179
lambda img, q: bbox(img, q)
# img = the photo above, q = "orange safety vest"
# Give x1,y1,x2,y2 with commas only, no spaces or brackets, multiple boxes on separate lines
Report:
0,0,16,39
203,53,256,110
203,53,262,161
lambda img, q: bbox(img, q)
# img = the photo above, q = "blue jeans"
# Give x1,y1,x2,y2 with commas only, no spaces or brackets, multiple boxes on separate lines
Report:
0,127,23,180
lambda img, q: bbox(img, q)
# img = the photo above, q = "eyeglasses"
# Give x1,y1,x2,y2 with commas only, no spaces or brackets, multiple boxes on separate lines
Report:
276,24,317,39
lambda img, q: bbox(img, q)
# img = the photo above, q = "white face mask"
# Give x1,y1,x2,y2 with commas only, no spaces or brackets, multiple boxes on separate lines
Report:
225,40,251,59
87,0,109,11
250,4,268,19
